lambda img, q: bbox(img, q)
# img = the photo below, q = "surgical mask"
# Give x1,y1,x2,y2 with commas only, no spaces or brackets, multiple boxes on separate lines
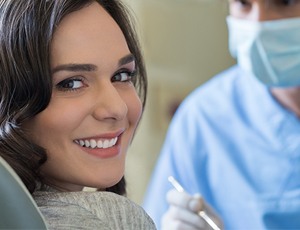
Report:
226,16,300,87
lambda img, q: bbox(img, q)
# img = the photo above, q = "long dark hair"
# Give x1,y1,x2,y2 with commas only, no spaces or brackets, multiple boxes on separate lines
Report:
0,0,147,195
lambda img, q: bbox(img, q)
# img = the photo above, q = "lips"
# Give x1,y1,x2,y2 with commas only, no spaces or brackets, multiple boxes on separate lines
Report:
73,129,124,158
74,137,118,149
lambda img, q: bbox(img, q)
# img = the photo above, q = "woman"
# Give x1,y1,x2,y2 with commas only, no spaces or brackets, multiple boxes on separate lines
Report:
0,0,155,229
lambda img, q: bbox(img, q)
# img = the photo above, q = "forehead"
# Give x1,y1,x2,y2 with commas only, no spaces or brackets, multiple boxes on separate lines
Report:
50,2,129,69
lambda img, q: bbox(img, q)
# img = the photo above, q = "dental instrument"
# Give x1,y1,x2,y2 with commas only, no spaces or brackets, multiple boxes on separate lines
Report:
168,176,221,230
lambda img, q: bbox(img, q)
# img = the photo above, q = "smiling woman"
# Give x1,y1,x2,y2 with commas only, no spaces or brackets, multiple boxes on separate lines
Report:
0,0,155,229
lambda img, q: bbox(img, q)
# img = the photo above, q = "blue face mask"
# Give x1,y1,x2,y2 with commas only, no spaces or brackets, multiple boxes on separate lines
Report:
226,16,300,87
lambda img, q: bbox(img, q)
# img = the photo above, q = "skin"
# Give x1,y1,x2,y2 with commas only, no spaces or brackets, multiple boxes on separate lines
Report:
229,0,300,118
23,2,142,191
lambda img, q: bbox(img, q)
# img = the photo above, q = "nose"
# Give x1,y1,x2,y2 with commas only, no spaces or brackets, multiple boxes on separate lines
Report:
246,3,281,21
92,82,128,121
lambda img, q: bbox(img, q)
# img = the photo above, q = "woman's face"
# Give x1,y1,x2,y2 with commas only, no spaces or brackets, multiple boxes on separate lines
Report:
24,2,142,191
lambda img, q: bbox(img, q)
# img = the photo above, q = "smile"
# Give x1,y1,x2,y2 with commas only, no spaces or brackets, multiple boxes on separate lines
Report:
74,137,118,149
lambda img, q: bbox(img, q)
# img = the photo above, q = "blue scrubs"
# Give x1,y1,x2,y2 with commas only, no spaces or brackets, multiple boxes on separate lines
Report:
143,65,300,229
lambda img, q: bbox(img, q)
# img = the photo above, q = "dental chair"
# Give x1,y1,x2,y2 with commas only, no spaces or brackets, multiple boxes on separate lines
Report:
0,156,47,229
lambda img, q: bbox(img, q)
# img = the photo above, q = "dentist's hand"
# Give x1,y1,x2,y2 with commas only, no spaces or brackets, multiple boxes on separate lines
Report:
161,189,223,230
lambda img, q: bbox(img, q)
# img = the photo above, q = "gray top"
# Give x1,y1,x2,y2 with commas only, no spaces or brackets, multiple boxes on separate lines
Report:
33,190,156,230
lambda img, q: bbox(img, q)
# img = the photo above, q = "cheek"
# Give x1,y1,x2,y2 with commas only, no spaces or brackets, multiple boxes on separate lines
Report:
26,100,86,143
125,90,143,128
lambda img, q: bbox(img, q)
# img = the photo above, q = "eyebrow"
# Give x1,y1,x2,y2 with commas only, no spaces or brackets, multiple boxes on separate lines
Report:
119,53,135,66
52,53,136,74
52,63,97,74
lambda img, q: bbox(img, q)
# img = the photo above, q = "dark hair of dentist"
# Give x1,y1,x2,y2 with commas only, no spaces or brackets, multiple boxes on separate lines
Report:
0,0,146,194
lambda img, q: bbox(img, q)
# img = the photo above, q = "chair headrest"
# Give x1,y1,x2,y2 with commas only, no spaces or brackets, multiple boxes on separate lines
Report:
0,156,47,229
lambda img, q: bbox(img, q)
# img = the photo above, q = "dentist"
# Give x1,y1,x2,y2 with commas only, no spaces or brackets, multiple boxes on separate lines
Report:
143,0,300,229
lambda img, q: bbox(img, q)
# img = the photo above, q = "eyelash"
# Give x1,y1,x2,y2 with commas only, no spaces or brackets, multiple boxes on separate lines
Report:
55,69,137,92
231,0,251,8
112,69,137,83
56,76,86,92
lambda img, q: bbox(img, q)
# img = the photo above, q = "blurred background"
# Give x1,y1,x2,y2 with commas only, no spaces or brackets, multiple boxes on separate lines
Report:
123,0,235,205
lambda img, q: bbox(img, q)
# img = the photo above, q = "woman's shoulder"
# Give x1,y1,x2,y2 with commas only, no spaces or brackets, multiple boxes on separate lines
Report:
33,190,157,229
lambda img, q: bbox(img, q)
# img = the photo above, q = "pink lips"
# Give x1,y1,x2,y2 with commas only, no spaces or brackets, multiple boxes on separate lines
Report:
80,144,121,158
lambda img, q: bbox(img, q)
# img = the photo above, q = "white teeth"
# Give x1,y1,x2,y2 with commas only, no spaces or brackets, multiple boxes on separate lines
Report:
90,139,97,149
97,140,103,148
76,137,118,149
85,140,90,148
79,140,85,147
109,138,115,146
103,140,110,149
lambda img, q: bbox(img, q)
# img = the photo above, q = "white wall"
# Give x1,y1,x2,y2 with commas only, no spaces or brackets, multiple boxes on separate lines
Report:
123,0,235,204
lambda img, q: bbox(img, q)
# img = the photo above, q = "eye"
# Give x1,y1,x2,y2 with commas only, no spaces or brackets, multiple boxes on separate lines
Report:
230,0,251,6
238,0,251,6
230,0,252,10
280,0,297,5
56,77,86,91
111,70,136,83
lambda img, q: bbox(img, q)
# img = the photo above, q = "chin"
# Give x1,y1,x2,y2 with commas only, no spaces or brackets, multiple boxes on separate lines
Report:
93,172,124,189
